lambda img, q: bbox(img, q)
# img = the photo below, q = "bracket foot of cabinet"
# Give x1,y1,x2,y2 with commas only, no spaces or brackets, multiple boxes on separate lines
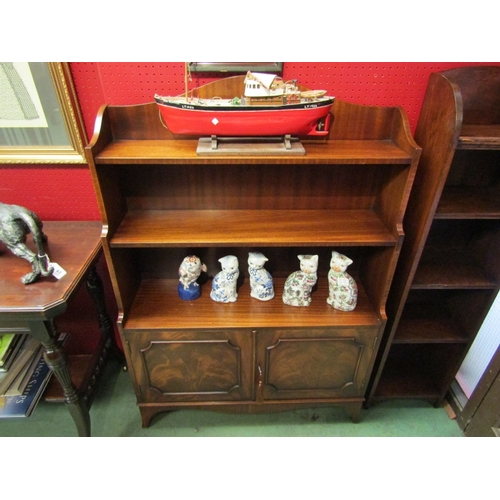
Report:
138,401,364,428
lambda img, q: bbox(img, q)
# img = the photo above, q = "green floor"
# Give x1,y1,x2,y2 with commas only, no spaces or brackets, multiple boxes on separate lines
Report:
0,358,464,437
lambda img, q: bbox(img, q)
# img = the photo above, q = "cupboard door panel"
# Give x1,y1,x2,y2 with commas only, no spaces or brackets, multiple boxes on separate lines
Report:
259,328,377,400
126,330,254,402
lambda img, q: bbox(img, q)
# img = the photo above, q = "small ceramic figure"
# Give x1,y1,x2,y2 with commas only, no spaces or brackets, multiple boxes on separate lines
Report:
178,255,207,300
282,254,318,307
210,255,239,303
326,250,358,311
248,251,274,301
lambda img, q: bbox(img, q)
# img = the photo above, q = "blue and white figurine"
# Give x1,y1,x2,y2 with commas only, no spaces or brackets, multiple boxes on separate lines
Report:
178,255,207,300
210,255,239,303
248,252,274,301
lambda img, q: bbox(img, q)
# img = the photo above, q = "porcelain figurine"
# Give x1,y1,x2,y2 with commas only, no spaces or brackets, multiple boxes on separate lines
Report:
326,250,358,311
210,255,239,303
282,254,318,307
177,255,207,300
248,251,274,301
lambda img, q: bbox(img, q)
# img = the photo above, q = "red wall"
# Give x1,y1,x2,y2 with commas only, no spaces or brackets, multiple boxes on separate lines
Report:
2,62,500,354
2,62,500,221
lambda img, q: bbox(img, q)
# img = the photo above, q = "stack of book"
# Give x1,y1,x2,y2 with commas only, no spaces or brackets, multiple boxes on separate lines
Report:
0,333,55,418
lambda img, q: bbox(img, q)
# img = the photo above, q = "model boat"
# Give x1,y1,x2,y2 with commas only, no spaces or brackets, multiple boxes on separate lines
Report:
154,71,335,137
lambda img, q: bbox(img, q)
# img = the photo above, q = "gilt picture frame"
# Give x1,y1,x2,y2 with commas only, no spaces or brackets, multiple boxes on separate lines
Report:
0,62,86,164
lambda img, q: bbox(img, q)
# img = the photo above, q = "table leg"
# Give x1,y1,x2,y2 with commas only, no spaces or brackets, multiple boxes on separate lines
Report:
28,320,91,437
86,264,124,364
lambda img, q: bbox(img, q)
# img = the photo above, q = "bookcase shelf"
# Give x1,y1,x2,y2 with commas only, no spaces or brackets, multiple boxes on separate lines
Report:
367,66,500,407
110,209,397,248
393,303,469,344
436,187,500,219
94,139,413,165
458,125,500,149
124,278,381,331
411,262,497,289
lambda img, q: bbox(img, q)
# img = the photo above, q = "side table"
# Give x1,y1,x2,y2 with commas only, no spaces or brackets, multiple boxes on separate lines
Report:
0,221,116,437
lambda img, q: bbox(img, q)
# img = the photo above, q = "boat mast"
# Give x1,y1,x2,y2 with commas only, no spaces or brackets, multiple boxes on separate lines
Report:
185,63,191,102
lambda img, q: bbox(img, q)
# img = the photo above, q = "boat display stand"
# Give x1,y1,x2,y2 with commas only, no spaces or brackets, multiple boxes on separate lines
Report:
196,135,306,156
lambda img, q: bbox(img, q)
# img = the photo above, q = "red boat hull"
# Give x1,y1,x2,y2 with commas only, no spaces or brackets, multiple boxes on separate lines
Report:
156,100,334,137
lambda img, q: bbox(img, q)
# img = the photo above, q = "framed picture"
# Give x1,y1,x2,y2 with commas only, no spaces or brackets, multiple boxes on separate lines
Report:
0,62,86,164
188,62,283,73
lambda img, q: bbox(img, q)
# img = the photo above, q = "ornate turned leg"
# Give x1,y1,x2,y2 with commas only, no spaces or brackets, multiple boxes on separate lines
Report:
86,266,113,346
86,264,124,364
28,320,91,437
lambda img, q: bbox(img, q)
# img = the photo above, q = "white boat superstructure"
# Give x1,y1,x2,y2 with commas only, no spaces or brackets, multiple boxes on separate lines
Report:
244,72,289,98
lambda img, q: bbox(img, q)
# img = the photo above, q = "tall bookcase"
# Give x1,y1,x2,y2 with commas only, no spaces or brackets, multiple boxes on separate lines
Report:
86,76,420,427
367,66,500,406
